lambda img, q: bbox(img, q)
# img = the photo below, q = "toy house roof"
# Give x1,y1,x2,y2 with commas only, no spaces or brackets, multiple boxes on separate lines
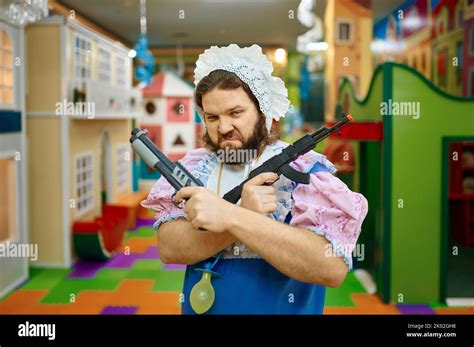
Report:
142,71,194,98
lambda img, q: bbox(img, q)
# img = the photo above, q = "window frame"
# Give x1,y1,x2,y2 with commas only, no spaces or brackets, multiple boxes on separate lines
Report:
469,67,474,97
116,144,130,192
437,49,448,88
469,26,474,58
0,152,19,244
97,44,112,84
74,152,94,217
0,27,15,107
73,32,93,81
115,54,129,88
335,17,355,45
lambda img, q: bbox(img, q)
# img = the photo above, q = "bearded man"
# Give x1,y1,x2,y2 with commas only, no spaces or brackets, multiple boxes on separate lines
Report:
142,44,368,314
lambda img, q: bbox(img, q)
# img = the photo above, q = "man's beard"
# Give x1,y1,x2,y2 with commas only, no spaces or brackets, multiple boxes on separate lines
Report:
203,120,264,165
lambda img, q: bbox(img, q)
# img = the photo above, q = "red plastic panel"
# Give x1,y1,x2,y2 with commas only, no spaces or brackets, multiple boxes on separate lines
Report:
166,98,191,123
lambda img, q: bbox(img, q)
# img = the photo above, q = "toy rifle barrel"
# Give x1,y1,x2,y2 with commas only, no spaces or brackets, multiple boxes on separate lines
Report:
277,114,353,162
310,114,352,141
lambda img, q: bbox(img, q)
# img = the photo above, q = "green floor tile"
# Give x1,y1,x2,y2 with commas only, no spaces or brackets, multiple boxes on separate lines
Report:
40,278,121,304
151,271,185,292
131,259,164,271
127,270,159,280
125,227,155,240
21,269,71,290
427,301,447,309
325,272,367,307
29,267,45,278
94,268,130,281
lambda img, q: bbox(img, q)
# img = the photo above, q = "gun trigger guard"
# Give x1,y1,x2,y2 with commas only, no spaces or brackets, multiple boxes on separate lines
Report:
171,192,185,209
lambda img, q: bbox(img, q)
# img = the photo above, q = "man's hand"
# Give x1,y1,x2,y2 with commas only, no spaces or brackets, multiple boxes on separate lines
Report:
240,172,279,215
173,187,235,233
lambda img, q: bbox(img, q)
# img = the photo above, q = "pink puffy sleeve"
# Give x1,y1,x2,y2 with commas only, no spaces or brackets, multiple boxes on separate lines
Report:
140,148,208,231
289,171,368,270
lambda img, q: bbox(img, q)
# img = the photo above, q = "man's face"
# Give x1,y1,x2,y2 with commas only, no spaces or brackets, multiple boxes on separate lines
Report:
202,87,260,151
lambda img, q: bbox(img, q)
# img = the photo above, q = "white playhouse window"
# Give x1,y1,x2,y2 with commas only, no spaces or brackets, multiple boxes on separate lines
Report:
0,29,14,106
73,33,92,80
75,153,94,215
116,144,129,191
116,54,128,87
98,46,112,84
0,157,17,243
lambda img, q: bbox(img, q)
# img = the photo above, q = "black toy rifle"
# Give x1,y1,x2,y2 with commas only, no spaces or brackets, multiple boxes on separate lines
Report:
222,114,353,203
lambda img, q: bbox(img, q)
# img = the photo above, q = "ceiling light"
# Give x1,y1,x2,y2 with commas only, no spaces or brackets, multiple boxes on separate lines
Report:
274,48,287,64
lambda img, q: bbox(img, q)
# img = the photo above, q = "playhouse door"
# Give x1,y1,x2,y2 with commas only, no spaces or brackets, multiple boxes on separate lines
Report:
0,142,28,298
445,140,474,304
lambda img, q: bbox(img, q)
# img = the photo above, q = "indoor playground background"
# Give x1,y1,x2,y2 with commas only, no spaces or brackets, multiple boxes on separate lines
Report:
1,0,474,315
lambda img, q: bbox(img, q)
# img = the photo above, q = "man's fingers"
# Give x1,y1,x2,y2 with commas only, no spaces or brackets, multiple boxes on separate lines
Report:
245,172,278,187
254,185,276,195
173,186,200,203
263,202,277,213
185,204,196,221
182,198,191,214
261,194,278,204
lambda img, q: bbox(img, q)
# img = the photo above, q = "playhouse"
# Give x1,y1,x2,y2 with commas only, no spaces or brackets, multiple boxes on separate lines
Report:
25,16,143,266
323,0,374,121
0,18,28,298
135,71,199,191
254,0,474,307
337,61,474,303
373,0,472,97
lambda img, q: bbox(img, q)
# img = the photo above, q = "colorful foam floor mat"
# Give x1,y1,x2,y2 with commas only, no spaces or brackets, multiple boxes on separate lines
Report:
1,219,473,315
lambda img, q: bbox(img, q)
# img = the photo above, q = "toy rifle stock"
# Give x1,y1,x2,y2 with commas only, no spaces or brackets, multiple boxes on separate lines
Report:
221,114,353,204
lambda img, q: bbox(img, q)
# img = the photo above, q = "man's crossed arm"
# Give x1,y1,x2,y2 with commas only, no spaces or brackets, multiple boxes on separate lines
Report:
157,172,348,288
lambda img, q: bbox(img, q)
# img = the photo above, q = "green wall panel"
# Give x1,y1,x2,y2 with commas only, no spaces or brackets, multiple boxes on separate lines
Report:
390,64,474,303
